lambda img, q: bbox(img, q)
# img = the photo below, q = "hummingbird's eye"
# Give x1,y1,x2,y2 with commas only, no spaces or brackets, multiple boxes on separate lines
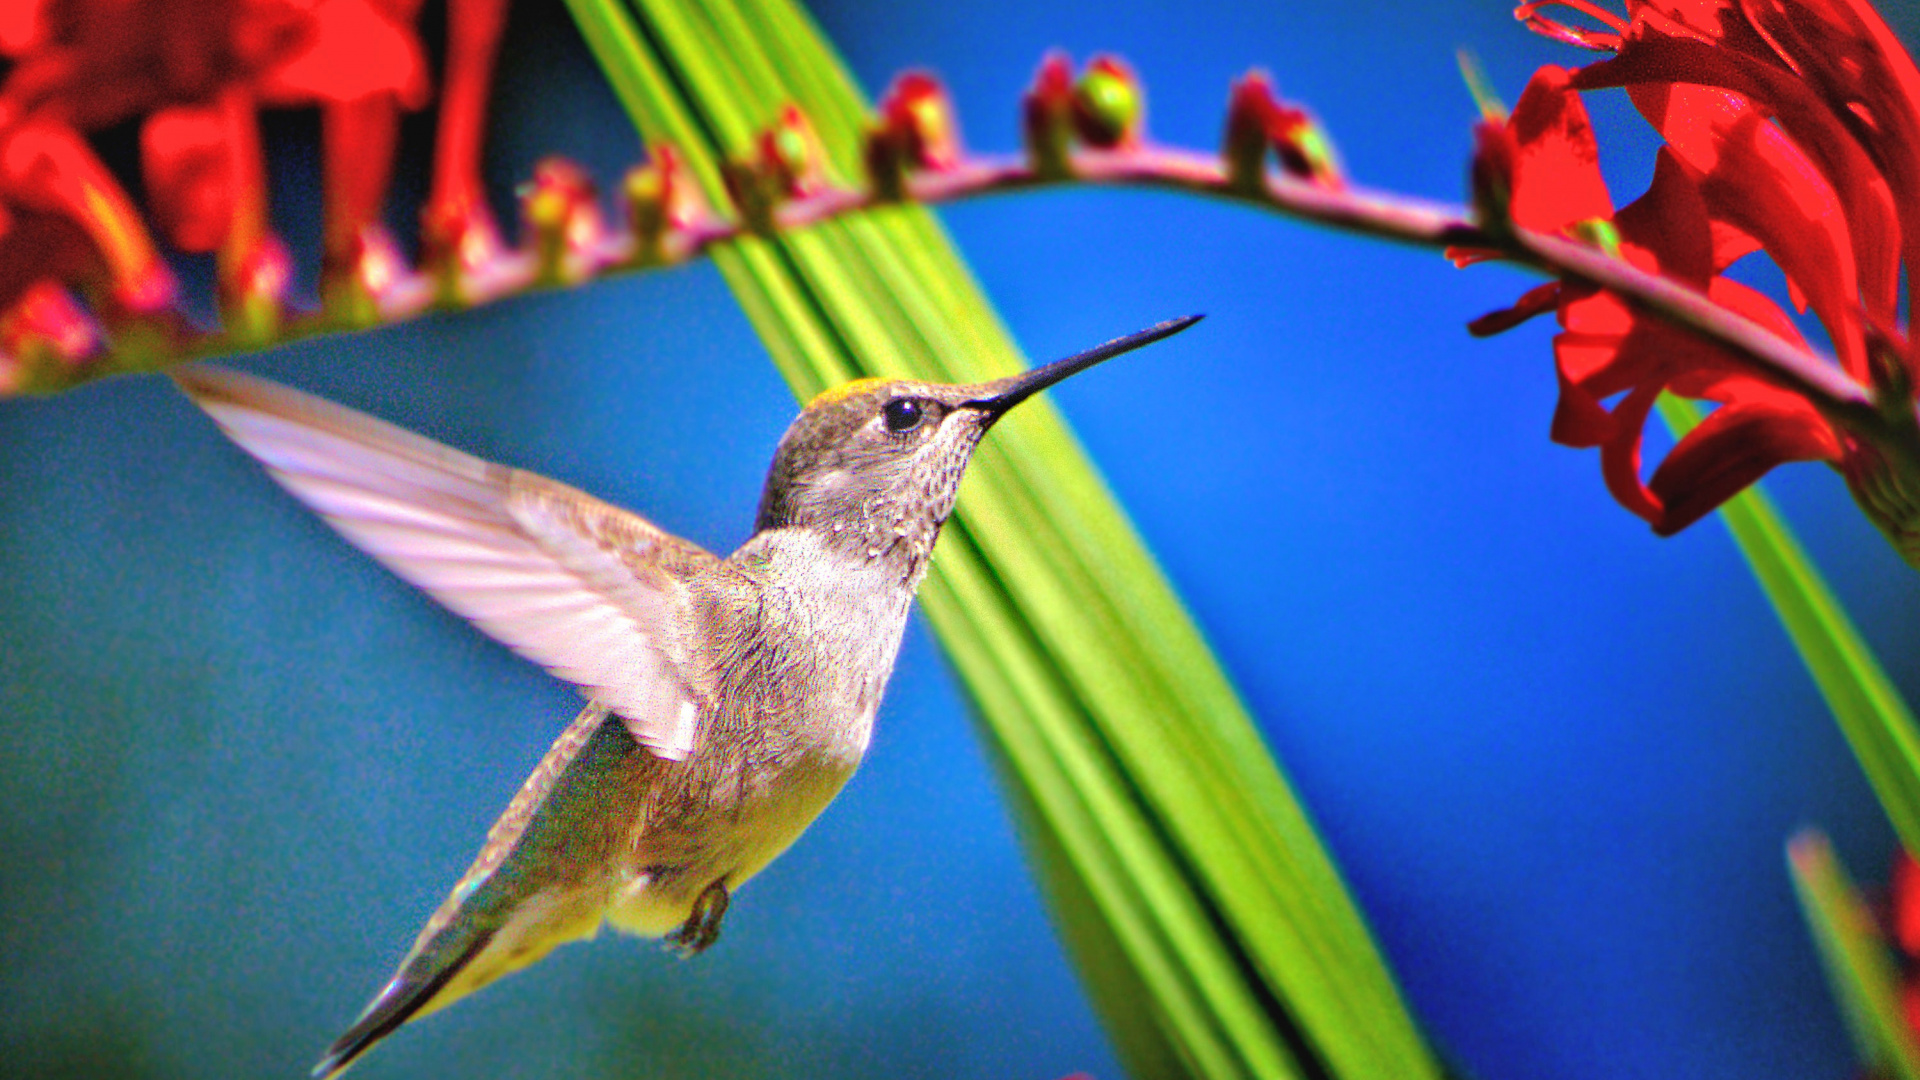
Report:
882,398,925,434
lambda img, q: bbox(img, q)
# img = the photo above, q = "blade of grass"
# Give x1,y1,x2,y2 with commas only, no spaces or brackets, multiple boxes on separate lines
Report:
1787,830,1920,1080
564,1,1445,1076
1659,397,1920,856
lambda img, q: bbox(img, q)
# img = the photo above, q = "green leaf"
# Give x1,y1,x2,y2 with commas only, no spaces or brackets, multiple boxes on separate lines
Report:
1787,830,1920,1080
565,1,1445,1076
1658,397,1920,857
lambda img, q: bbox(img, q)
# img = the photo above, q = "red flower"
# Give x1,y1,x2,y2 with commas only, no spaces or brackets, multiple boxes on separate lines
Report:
0,115,176,319
0,0,506,382
1477,0,1920,539
1886,851,1920,1037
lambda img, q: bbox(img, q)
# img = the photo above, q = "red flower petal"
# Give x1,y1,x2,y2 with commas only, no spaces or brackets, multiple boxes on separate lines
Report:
1628,79,1867,379
0,0,48,55
1551,336,1624,445
1599,379,1667,524
1507,65,1615,233
1893,852,1920,957
1516,0,1628,51
0,119,173,313
425,0,508,246
0,2,310,132
321,96,400,261
1630,0,1779,59
1468,280,1562,336
1575,31,1900,316
1647,397,1842,533
1613,148,1718,287
257,0,428,107
142,104,234,253
1739,0,1920,321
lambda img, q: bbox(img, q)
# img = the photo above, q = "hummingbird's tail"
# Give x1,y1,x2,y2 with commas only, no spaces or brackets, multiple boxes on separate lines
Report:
312,703,636,1077
312,921,495,1079
314,881,609,1080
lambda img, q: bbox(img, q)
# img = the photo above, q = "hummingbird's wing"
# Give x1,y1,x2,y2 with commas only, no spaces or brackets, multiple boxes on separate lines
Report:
315,701,650,1079
175,364,719,761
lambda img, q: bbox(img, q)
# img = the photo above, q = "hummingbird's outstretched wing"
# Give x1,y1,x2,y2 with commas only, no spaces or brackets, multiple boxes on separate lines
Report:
174,364,719,760
315,701,650,1079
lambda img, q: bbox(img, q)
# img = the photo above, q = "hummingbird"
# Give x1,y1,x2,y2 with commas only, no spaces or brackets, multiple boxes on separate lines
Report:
172,314,1200,1077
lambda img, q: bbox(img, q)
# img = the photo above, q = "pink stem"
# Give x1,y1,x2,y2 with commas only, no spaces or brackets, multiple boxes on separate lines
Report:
25,138,1920,498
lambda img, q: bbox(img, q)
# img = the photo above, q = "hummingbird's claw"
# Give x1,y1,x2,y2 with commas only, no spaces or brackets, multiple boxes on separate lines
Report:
665,879,731,956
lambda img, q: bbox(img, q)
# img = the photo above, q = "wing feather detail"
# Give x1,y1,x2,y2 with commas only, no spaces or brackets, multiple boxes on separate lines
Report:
174,364,717,761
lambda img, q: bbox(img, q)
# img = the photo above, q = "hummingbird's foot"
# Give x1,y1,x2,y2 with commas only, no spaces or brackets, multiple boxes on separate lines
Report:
666,879,729,956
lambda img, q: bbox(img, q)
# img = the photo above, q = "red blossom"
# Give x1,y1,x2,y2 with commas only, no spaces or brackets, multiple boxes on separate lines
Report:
0,0,506,381
0,116,176,318
1883,851,1920,1039
1472,0,1920,536
254,0,429,109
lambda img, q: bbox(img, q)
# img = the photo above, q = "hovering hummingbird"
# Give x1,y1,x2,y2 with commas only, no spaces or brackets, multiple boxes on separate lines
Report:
173,314,1200,1077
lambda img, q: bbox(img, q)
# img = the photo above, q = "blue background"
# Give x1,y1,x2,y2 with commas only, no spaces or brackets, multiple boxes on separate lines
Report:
5,1,1920,1078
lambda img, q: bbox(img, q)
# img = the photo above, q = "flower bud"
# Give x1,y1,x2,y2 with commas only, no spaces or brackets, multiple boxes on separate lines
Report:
1072,56,1143,150
760,105,830,199
1223,72,1343,193
1223,72,1280,193
721,158,776,237
219,234,292,346
322,225,406,328
1023,52,1077,178
623,144,705,265
882,73,961,171
1266,101,1343,190
520,157,604,285
420,196,506,307
1,282,97,389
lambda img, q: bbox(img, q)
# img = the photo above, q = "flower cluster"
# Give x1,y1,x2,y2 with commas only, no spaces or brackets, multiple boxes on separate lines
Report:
1469,0,1920,547
15,1,1920,568
0,0,505,389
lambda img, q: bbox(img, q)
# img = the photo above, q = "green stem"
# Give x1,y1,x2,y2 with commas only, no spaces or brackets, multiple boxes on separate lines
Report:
1659,396,1920,854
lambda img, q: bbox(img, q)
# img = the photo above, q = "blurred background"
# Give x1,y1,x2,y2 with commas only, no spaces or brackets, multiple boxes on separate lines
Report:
6,0,1920,1077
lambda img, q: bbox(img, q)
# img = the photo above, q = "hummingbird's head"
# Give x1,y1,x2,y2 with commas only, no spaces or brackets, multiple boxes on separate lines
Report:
753,316,1202,571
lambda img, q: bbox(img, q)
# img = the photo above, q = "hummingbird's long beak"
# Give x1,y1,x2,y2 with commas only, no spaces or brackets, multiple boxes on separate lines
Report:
965,314,1204,419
